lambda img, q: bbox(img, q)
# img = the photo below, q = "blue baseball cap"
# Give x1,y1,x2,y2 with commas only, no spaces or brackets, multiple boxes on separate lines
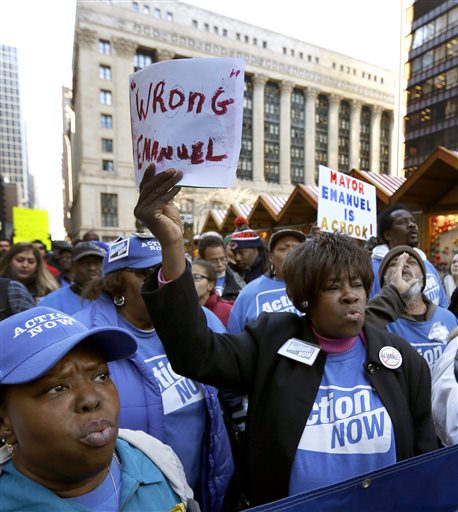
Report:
0,307,138,385
102,235,163,275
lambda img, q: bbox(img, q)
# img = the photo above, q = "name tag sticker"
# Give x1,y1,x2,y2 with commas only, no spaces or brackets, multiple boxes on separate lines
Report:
278,338,321,366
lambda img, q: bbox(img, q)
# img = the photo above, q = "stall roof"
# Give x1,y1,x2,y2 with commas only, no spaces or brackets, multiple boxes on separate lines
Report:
248,194,289,229
200,208,227,232
351,169,405,206
276,184,319,227
391,146,458,212
219,203,253,233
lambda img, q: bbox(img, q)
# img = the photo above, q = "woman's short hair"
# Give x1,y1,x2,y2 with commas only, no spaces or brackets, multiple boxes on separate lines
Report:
192,258,217,284
283,232,374,313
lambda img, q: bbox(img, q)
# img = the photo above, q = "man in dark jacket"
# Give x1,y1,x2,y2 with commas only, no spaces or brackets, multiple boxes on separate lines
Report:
198,234,245,301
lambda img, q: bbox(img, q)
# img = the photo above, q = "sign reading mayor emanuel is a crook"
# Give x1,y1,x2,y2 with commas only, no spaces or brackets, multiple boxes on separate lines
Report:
317,165,377,241
129,57,244,189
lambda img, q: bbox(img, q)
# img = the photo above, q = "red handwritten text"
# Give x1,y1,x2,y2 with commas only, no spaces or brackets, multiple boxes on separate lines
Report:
136,135,227,170
135,81,235,121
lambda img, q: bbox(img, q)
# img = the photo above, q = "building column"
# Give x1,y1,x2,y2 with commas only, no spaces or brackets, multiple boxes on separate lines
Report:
370,105,382,173
112,37,138,172
252,74,267,184
156,49,176,61
279,81,293,185
349,99,362,170
327,93,340,171
389,110,397,175
304,87,318,185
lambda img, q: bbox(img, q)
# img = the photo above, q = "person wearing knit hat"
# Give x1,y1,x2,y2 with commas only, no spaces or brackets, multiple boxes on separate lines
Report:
369,203,448,308
379,245,426,292
367,247,458,371
229,228,267,284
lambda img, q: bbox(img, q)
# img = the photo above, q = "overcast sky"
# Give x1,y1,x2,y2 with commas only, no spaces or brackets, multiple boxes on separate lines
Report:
0,0,403,238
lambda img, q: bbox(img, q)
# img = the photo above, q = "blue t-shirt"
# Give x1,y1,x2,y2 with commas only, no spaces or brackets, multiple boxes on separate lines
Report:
39,285,91,315
386,306,458,371
67,455,121,511
228,275,301,334
118,316,206,490
289,339,396,495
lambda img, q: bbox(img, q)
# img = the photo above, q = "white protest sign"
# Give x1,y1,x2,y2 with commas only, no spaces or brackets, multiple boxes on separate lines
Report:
129,57,244,188
317,165,376,241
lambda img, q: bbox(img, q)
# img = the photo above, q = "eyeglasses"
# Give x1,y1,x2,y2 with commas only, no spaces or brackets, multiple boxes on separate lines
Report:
208,257,227,265
192,273,210,282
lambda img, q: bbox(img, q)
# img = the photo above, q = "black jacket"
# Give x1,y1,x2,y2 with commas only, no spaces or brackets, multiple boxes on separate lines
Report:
142,266,439,508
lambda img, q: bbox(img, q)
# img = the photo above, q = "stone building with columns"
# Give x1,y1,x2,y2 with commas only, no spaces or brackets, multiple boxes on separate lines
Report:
67,0,396,240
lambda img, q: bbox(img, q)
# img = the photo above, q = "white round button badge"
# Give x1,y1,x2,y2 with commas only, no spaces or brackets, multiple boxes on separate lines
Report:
379,346,403,369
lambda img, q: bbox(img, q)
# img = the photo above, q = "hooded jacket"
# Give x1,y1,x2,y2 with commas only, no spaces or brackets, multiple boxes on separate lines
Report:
370,244,448,307
74,294,233,512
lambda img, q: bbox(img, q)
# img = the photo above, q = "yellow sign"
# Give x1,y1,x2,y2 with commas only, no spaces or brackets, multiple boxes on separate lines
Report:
12,207,51,250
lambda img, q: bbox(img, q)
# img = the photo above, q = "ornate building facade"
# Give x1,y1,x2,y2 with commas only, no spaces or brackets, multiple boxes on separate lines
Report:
67,0,396,240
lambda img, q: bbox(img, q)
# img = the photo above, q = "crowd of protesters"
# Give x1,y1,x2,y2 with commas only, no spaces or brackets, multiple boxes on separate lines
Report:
0,187,457,510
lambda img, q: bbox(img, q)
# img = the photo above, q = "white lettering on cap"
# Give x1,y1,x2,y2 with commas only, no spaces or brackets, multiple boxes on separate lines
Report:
141,240,161,251
379,346,402,369
13,313,77,339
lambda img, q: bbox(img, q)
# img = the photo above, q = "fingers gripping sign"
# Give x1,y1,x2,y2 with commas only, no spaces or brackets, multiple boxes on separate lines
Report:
134,164,187,280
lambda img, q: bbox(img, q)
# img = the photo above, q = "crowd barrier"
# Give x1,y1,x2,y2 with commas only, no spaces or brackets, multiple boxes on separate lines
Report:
247,444,458,511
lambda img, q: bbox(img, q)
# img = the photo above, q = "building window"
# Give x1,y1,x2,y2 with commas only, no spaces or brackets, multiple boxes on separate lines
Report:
283,47,287,55
102,159,114,171
154,8,160,18
245,35,249,43
308,55,312,62
236,32,241,40
134,49,154,71
223,28,228,36
132,2,139,12
253,37,257,45
264,82,280,183
101,138,113,153
315,94,329,180
380,111,390,174
291,88,305,184
101,193,118,227
143,5,149,14
262,41,267,48
192,19,198,28
338,100,350,174
214,26,219,34
204,23,209,31
238,76,253,181
100,114,113,129
359,106,371,170
98,39,111,55
166,12,173,21
99,90,112,105
99,65,111,80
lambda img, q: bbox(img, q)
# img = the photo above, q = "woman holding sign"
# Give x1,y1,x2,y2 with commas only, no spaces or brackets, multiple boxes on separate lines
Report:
134,166,438,508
